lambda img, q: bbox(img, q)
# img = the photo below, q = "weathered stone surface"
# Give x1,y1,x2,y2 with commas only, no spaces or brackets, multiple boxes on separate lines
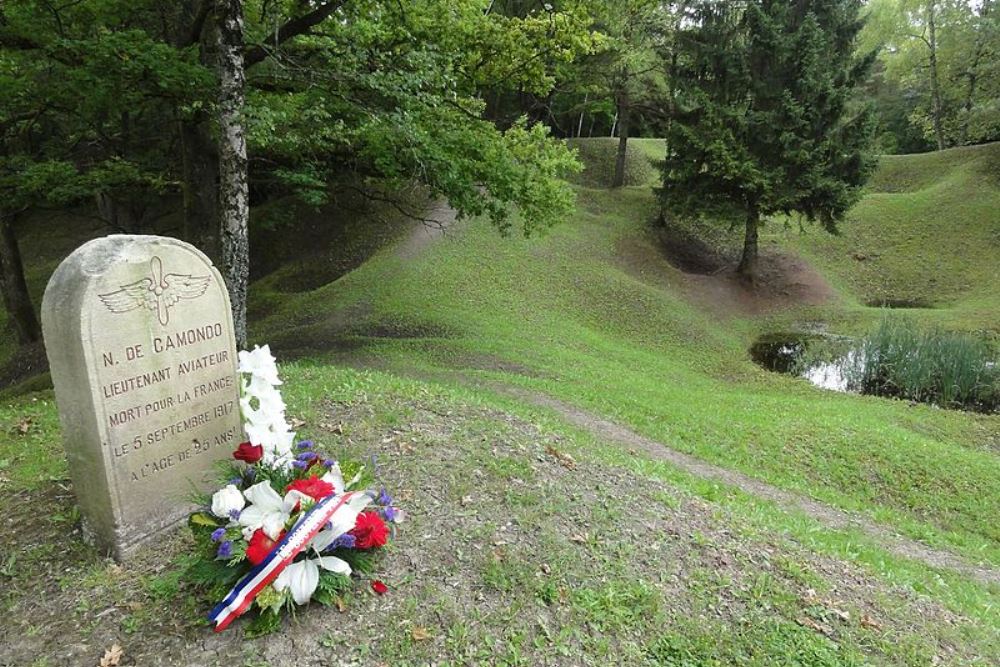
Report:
42,235,241,559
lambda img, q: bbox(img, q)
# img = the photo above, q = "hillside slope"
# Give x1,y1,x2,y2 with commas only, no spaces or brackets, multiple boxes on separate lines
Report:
771,142,1000,328
1,141,998,664
247,141,1000,571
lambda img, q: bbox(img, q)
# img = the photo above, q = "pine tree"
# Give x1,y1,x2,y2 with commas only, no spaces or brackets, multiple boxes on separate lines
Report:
659,0,878,281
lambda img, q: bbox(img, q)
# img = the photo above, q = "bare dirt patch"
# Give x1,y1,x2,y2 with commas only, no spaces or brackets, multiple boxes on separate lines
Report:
618,229,836,316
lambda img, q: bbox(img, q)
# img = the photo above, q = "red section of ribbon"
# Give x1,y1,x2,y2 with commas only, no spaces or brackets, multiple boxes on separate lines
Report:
212,492,355,632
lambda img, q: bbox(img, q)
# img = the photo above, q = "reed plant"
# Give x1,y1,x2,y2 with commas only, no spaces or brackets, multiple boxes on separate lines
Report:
844,318,998,412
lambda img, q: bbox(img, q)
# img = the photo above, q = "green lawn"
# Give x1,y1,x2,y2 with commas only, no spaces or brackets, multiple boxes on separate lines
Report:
1,141,998,663
246,141,1000,570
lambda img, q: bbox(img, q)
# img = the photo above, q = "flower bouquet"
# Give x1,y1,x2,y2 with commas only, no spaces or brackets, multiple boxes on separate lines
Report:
186,346,401,635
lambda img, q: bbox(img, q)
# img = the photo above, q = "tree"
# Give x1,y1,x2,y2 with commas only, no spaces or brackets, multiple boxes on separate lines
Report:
660,0,878,281
216,0,250,347
601,0,670,188
1,0,590,349
1,3,210,343
863,0,1000,150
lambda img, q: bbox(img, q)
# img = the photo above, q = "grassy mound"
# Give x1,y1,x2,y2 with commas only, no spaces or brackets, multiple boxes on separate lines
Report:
566,137,657,187
769,142,1000,325
1,138,998,663
247,161,1000,570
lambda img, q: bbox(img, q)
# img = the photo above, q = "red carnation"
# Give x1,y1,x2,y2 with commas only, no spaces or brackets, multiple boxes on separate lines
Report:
246,528,284,566
233,441,264,464
285,475,335,502
350,511,389,550
371,580,388,595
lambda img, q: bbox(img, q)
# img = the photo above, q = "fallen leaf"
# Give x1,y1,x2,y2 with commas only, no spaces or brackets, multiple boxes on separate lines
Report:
545,445,576,469
17,418,32,435
335,596,347,613
411,626,433,641
288,416,306,429
569,534,588,544
98,643,123,667
332,422,343,434
460,495,473,507
797,617,832,637
860,614,883,630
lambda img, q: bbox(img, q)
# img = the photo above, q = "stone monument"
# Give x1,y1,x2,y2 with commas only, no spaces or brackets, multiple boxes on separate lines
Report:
42,235,243,559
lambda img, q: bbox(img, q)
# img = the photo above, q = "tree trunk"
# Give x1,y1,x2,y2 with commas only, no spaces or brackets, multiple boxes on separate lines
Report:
927,1,946,151
736,206,759,282
959,0,991,145
960,69,978,146
0,212,41,344
217,0,250,348
180,117,221,262
612,92,630,188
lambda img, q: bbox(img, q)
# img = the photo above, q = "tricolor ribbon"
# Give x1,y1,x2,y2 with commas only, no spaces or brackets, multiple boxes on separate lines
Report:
208,491,360,632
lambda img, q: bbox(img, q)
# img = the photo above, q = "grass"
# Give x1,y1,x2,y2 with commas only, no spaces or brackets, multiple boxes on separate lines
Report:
1,139,998,663
242,141,1000,569
1,363,998,664
768,142,1000,330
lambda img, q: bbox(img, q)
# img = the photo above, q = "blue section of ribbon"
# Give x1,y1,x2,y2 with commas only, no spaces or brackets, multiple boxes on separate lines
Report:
207,493,339,625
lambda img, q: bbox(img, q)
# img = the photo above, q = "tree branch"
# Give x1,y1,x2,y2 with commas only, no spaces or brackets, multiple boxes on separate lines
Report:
339,184,446,228
244,0,349,68
182,0,212,47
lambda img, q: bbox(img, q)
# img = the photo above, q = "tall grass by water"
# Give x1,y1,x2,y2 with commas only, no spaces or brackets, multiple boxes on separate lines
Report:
845,318,999,412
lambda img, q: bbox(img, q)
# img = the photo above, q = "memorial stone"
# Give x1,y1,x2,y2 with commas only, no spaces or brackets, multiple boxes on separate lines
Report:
42,235,242,559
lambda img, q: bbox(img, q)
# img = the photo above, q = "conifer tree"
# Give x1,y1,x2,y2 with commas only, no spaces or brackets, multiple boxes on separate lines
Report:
659,0,878,280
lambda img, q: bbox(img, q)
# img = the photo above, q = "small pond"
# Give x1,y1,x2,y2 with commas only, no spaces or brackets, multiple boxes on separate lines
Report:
749,332,855,393
751,329,999,413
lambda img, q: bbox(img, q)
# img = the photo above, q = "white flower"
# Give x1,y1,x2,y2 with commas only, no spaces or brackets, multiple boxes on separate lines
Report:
237,482,297,540
210,484,245,519
321,462,363,495
274,554,351,605
240,384,286,424
273,493,371,605
238,345,282,385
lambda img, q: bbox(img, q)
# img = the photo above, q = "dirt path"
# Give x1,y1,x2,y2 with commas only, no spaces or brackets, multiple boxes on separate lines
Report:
492,385,1000,587
393,200,459,260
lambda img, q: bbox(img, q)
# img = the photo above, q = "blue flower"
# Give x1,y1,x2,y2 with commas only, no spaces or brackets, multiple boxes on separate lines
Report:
325,533,356,551
217,540,233,559
377,488,392,506
244,467,256,481
297,440,314,450
382,506,398,523
296,451,318,461
228,508,242,521
211,527,226,542
291,459,308,470
228,477,242,486
322,458,335,468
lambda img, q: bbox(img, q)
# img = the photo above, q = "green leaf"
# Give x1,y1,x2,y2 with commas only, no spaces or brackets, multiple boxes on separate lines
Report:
189,512,220,528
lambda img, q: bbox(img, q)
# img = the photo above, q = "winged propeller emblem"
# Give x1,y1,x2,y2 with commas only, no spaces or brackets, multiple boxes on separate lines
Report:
99,256,211,326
